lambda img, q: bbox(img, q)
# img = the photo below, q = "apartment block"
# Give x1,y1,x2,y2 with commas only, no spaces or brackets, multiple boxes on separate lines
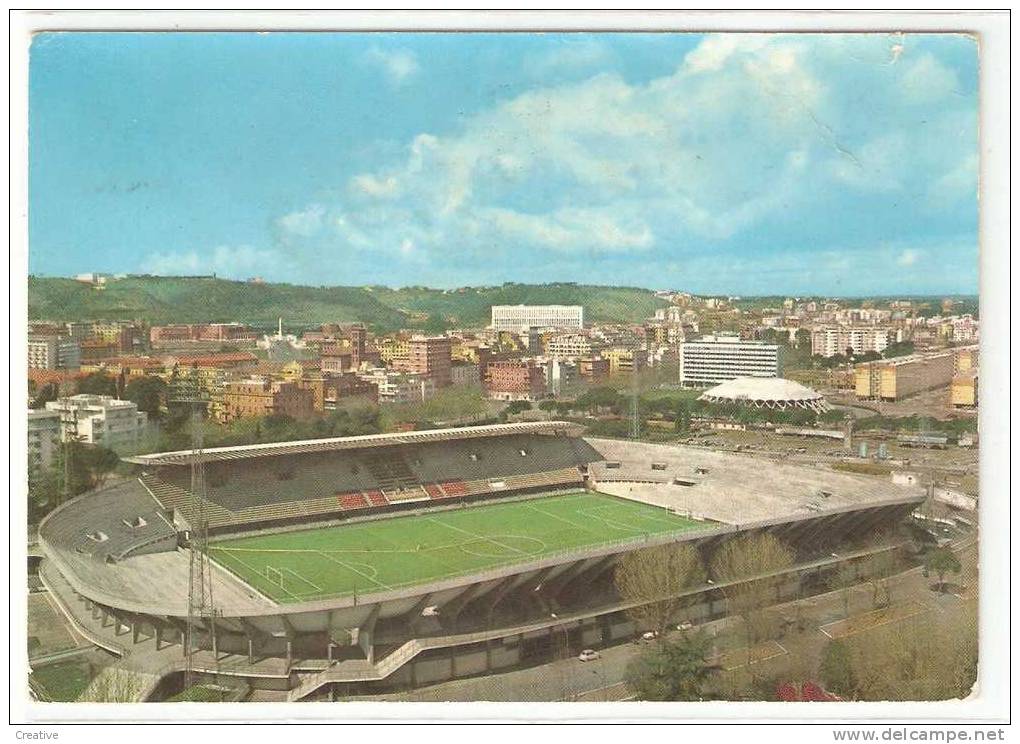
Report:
44,395,148,449
28,409,62,473
484,359,547,402
28,335,81,370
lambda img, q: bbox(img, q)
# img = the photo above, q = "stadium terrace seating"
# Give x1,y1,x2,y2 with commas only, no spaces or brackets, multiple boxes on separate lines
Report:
337,492,370,511
438,480,468,497
136,433,602,532
364,490,389,507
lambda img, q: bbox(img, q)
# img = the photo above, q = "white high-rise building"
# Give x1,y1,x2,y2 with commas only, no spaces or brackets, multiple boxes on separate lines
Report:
44,395,148,449
28,409,62,473
490,305,584,332
679,334,780,387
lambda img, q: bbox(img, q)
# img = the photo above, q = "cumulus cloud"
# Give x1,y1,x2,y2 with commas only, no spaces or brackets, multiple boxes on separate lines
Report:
269,33,977,289
141,245,281,279
365,47,420,86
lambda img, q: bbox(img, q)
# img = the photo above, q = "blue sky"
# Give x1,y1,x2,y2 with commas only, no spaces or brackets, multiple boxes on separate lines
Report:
29,32,978,295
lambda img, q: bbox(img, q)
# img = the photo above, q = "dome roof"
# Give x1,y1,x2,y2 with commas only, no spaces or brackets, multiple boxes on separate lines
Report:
699,377,828,407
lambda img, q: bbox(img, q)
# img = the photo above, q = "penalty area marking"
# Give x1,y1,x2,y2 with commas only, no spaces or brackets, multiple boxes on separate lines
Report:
215,548,302,602
315,550,391,592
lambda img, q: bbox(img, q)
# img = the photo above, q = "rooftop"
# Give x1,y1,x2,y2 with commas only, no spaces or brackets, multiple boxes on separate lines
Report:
699,376,826,404
124,421,585,466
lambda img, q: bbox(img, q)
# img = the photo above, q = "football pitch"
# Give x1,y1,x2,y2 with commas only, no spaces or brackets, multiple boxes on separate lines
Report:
209,491,708,603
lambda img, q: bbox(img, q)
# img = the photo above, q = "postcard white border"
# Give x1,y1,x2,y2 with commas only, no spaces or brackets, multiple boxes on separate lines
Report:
7,8,1011,729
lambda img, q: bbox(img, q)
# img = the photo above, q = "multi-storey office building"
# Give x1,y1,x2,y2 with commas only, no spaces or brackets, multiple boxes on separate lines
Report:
854,347,975,402
490,305,584,332
679,335,780,387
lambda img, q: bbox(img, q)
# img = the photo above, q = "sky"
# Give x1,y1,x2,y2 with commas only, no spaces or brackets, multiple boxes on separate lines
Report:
29,32,979,296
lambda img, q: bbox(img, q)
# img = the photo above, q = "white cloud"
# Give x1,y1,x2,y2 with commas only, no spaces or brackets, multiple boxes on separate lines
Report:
141,245,280,278
267,33,976,284
523,38,611,78
277,204,325,237
365,47,420,86
897,249,921,267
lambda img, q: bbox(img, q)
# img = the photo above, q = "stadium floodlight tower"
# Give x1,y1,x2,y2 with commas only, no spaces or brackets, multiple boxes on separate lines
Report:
169,367,217,690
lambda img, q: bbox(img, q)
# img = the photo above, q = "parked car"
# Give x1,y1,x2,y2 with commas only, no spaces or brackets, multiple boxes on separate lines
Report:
641,631,659,641
578,649,600,662
677,621,694,631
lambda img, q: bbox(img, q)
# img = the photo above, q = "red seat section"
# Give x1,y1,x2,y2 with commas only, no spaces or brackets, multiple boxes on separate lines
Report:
439,481,468,497
337,492,369,511
424,483,444,500
364,490,389,507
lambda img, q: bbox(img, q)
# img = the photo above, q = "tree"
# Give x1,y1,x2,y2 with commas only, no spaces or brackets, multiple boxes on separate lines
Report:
922,546,961,593
28,466,62,523
123,375,167,419
827,562,860,619
503,400,532,416
76,372,117,397
625,632,713,701
710,533,795,660
30,382,60,410
866,551,898,608
794,328,811,349
80,446,120,489
537,400,558,413
615,543,705,636
819,640,857,698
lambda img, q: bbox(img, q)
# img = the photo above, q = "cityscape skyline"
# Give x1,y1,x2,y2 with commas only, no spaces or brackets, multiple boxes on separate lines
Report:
30,32,979,298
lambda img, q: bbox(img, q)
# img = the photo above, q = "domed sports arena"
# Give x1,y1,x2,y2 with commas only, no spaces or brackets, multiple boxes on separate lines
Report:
698,376,831,413
38,421,923,701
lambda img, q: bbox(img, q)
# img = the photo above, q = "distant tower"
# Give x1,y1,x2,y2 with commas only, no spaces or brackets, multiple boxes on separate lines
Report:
278,317,283,338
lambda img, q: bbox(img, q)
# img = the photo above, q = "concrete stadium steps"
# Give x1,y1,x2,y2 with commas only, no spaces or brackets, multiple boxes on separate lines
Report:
139,474,234,530
382,486,430,504
363,452,420,493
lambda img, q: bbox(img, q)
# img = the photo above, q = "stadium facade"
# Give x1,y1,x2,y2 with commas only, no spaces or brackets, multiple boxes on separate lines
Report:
38,422,925,701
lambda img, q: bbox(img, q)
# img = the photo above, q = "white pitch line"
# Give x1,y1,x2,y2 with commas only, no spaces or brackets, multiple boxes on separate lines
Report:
316,550,391,592
427,516,527,557
283,567,323,593
218,549,302,602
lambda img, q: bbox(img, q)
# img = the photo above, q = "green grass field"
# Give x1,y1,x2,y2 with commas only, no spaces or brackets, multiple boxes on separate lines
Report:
210,491,707,603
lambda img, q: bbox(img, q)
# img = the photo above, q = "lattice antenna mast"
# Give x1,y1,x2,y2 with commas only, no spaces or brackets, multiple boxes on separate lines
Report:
170,368,216,689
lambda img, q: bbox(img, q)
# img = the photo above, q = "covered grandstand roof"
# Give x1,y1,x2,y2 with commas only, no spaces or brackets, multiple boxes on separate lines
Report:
125,421,585,466
699,377,830,412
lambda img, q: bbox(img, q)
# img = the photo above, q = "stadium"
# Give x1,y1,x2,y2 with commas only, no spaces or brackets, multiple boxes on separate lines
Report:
38,421,925,701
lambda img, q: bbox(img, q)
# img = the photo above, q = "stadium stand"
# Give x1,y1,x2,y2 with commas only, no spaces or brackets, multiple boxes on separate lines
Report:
135,431,602,533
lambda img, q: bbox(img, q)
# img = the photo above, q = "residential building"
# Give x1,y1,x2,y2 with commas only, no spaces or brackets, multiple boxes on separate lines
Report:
356,368,435,405
28,335,81,370
490,305,584,332
407,335,453,387
484,359,547,402
853,347,974,401
28,409,62,473
44,395,148,449
149,323,257,346
810,326,896,358
545,333,592,359
679,335,780,387
450,361,482,387
604,348,649,376
219,378,315,422
577,356,610,384
951,371,978,408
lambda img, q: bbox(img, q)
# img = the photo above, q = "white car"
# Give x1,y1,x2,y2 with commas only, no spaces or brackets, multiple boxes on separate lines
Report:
677,621,694,631
578,649,600,662
641,631,659,641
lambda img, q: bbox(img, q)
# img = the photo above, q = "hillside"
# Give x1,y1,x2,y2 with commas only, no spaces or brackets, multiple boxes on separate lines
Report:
27,277,668,331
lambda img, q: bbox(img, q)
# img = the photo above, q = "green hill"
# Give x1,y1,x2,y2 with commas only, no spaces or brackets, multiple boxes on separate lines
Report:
28,277,668,332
